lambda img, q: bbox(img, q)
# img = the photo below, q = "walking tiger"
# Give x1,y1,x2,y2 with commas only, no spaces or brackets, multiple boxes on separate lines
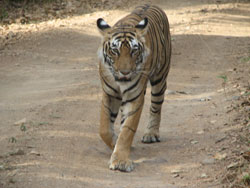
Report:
97,4,171,172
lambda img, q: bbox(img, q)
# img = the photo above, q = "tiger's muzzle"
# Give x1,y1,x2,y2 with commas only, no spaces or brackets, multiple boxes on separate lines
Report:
115,70,133,82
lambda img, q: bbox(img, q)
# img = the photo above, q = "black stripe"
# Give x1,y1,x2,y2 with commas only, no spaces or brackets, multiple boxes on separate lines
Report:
123,125,136,133
102,77,118,94
103,104,117,115
110,111,118,118
133,12,144,18
149,20,159,68
150,75,162,86
123,76,141,94
158,54,171,75
150,68,169,86
121,118,125,124
151,99,164,105
115,77,132,82
106,93,122,101
114,36,123,40
112,32,121,37
103,104,118,121
151,83,166,96
151,108,160,113
121,89,144,106
127,36,134,41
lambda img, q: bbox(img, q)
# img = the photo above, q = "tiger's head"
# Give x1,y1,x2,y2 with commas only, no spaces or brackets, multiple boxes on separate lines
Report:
97,17,150,82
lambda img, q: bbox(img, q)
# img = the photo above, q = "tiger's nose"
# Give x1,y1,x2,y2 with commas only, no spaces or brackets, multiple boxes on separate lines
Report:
119,70,130,76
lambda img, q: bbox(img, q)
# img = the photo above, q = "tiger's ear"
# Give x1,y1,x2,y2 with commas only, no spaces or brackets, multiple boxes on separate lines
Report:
97,18,111,36
135,18,148,36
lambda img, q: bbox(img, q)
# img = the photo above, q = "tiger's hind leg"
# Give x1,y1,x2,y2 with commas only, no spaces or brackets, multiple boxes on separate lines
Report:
100,93,121,150
142,79,167,143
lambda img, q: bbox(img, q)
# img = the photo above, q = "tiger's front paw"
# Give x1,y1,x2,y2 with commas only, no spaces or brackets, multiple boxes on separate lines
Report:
109,157,134,172
142,133,160,143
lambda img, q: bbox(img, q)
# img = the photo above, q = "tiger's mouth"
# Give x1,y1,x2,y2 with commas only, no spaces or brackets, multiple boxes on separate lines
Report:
115,75,132,82
113,70,134,82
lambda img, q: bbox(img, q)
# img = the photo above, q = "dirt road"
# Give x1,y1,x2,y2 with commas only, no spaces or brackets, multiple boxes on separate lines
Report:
0,0,249,187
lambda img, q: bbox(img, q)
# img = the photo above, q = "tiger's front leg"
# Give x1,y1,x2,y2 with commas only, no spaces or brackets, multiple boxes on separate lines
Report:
100,93,121,150
109,93,144,172
142,81,167,143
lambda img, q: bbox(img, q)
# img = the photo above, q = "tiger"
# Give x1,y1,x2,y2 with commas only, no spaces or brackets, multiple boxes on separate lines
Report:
97,4,171,172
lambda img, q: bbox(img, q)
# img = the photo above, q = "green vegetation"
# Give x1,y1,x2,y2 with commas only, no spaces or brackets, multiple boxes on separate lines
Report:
0,8,8,20
20,124,27,132
243,92,250,97
38,122,49,125
8,137,17,143
241,56,250,63
218,75,228,83
242,174,250,186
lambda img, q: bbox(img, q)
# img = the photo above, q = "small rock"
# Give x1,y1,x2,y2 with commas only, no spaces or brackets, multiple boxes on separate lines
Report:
56,11,61,16
171,169,183,174
201,173,208,178
227,162,239,169
172,174,179,178
197,130,204,134
0,165,4,171
232,96,240,100
210,120,217,124
9,149,25,156
176,91,188,95
233,84,239,88
214,153,227,160
167,90,176,95
30,150,40,156
6,31,15,40
191,140,199,144
200,97,212,101
217,89,224,93
14,118,26,126
227,68,235,72
207,97,212,101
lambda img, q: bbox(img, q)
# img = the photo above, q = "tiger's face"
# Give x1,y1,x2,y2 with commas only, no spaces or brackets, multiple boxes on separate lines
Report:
97,18,149,82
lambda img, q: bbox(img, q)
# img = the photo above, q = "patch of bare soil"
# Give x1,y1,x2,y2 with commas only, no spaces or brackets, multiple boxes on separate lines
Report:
0,0,137,24
0,0,250,188
219,58,250,187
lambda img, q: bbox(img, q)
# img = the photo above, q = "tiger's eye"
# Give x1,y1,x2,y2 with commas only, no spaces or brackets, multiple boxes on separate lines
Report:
131,48,138,56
